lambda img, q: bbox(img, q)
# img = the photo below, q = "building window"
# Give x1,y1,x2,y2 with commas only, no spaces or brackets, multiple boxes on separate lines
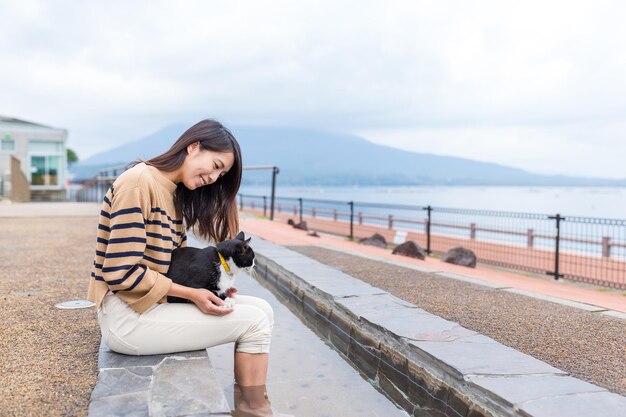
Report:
1,139,15,151
29,140,63,187
30,155,61,186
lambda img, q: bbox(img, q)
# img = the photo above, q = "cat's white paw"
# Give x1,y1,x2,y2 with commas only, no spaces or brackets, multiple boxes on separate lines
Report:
222,297,235,308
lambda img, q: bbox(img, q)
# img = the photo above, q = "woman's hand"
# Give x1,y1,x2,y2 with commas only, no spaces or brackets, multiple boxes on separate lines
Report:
225,287,238,298
190,288,234,315
168,283,233,315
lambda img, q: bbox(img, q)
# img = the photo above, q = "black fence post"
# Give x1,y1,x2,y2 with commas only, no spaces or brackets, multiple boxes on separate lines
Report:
423,205,432,254
262,195,267,217
270,166,279,221
349,201,354,240
298,198,303,223
548,214,564,280
239,194,243,211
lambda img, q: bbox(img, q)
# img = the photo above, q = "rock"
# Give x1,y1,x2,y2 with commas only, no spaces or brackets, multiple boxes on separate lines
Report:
441,247,477,268
293,221,308,231
392,241,426,260
358,233,387,248
287,219,295,226
307,230,320,238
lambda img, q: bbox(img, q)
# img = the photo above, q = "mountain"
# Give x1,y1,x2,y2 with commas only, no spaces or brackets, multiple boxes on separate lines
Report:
71,123,626,186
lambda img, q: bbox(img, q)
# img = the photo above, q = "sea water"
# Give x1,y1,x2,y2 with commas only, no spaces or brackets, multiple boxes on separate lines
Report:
239,185,626,220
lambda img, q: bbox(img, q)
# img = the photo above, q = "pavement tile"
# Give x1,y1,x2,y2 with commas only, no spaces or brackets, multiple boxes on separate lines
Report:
308,276,388,298
91,342,229,417
409,339,567,378
88,391,150,417
518,391,626,417
150,357,230,417
335,293,425,321
363,313,479,342
467,374,606,405
90,368,152,399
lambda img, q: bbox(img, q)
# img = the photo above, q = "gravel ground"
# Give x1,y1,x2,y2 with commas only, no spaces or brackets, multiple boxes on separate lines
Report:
288,245,626,396
0,217,100,417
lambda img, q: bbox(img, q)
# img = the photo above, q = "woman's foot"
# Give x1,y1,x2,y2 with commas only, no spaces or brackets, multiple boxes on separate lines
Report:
232,384,293,417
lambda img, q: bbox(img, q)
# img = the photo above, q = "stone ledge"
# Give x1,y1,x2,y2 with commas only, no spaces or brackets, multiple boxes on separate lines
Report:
251,236,626,417
89,341,230,417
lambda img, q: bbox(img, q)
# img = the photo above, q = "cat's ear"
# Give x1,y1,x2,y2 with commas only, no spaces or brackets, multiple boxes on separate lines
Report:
236,231,245,241
244,237,251,244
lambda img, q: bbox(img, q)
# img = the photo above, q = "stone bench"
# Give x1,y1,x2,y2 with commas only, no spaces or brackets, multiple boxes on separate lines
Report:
89,341,230,417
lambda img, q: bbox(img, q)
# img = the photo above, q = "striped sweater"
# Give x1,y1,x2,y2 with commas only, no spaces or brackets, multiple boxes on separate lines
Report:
87,162,187,313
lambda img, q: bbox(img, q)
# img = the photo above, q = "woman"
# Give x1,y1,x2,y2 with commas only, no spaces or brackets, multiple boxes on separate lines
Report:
87,119,273,392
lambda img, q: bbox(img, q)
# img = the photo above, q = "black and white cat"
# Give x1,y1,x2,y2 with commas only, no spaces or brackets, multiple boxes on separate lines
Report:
166,231,255,307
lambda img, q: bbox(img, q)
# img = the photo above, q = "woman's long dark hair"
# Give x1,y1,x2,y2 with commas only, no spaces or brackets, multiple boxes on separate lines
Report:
145,119,242,242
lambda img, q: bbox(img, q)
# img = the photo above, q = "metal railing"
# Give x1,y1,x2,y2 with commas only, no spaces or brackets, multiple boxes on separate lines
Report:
75,165,281,213
238,193,626,290
75,164,128,202
73,161,626,290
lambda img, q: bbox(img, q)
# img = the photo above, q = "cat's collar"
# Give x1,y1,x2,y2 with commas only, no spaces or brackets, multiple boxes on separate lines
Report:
217,251,234,276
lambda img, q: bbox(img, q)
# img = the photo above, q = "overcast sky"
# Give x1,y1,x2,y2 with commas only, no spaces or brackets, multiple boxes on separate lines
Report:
1,0,625,179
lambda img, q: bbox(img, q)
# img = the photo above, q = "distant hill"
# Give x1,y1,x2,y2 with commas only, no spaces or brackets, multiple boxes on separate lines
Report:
71,123,626,186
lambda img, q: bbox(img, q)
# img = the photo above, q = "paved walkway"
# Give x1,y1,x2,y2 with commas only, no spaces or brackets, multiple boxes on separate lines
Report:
0,201,101,217
240,214,626,314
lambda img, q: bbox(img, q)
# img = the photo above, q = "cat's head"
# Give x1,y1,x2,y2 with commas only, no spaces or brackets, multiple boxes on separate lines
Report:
216,231,255,269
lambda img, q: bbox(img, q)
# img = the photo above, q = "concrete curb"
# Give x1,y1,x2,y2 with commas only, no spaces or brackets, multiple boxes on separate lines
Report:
253,236,626,417
88,341,230,417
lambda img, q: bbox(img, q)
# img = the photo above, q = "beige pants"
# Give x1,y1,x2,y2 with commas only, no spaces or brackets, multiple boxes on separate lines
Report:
97,294,273,355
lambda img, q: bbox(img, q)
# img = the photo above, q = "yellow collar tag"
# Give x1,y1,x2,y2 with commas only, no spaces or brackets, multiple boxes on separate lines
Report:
218,251,232,274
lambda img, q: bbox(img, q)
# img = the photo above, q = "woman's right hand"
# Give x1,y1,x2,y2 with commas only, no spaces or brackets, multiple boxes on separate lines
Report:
190,288,234,315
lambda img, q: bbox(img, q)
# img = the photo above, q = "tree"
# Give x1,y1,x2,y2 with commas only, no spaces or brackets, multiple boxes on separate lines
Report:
67,148,78,165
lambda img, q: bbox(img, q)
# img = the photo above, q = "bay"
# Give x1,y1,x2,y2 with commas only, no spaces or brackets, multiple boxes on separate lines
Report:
239,185,626,220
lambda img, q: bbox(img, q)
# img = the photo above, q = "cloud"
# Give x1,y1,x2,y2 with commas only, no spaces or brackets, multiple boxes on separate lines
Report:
0,0,624,178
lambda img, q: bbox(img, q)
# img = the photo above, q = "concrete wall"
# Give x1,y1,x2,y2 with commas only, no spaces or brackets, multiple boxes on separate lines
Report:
10,155,30,202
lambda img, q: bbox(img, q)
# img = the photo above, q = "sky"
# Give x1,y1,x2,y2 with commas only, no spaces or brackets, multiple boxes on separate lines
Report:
1,0,625,179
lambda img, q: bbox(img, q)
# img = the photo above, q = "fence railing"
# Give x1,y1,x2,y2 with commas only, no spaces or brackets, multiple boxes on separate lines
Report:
238,193,626,290
74,164,128,202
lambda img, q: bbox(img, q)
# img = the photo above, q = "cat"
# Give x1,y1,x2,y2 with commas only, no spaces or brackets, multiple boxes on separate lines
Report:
166,231,255,306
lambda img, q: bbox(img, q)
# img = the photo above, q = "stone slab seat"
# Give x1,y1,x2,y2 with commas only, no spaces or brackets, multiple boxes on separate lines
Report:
89,340,231,417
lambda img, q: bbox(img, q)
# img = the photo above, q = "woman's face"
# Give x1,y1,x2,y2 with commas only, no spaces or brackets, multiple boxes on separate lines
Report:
181,142,235,190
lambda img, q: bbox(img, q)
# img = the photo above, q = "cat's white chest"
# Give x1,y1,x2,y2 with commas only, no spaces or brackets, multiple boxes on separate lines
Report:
217,265,237,294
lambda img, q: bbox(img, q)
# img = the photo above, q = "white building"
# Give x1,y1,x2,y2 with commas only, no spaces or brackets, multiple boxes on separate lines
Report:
0,115,68,201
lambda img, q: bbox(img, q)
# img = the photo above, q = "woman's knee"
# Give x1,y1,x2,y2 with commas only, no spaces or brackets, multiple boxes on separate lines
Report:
236,307,272,354
255,298,274,329
236,296,274,329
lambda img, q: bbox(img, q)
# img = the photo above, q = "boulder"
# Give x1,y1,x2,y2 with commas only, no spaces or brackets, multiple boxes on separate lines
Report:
441,247,477,268
293,221,308,231
358,233,387,248
287,219,295,226
392,241,426,260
